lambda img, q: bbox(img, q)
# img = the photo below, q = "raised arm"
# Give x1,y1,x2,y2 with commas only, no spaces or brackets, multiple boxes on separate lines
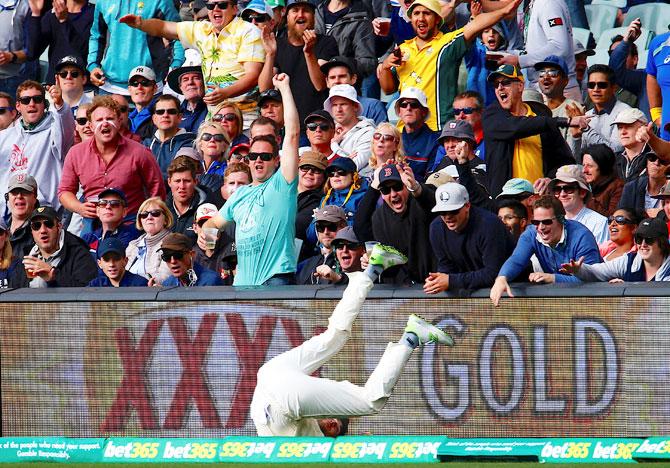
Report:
275,74,299,183
119,14,179,40
462,0,522,42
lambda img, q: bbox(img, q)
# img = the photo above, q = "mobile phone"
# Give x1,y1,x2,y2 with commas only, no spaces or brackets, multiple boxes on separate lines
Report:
393,47,401,59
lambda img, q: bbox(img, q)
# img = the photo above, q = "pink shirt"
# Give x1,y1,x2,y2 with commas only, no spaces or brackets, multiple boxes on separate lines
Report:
58,135,166,214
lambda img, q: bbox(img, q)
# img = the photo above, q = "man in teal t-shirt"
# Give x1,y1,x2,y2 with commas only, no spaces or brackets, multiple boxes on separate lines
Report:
201,73,300,286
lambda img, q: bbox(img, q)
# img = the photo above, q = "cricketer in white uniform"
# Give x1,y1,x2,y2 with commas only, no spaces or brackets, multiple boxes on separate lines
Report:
250,245,453,437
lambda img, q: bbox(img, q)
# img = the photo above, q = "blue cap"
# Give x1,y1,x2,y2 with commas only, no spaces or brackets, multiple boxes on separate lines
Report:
326,157,357,175
98,187,128,205
378,163,403,185
533,55,569,76
97,237,126,259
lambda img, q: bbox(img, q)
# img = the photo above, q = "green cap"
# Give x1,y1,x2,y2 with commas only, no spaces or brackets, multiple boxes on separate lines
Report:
487,64,524,83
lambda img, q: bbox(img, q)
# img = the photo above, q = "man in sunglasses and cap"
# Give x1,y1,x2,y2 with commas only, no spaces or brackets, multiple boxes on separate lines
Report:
88,237,148,287
297,205,347,285
490,195,602,306
156,232,223,287
312,226,366,284
53,56,92,116
11,206,98,288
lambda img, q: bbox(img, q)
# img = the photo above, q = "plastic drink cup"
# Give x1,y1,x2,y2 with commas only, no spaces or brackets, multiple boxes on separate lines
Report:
377,17,391,35
365,241,379,256
204,228,219,249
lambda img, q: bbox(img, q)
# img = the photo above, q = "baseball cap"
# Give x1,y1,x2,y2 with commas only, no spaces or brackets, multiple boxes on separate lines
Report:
195,203,218,223
230,142,250,156
96,237,126,259
98,188,128,205
394,87,431,118
534,55,569,76
55,55,86,72
324,84,362,116
285,0,315,14
299,151,328,171
496,178,534,199
166,49,203,94
550,164,590,192
258,88,282,107
326,157,357,175
611,108,648,126
266,0,285,7
425,169,455,188
378,163,403,185
574,39,595,57
129,65,157,82
522,89,545,104
487,64,524,83
305,109,335,127
30,206,59,223
175,146,203,162
320,56,357,76
437,120,476,147
160,233,193,252
313,205,347,223
432,182,469,212
332,226,362,246
407,0,443,25
635,217,668,240
7,173,37,193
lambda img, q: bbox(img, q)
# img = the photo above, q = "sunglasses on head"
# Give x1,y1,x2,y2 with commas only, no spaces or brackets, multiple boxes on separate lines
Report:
538,69,561,78
202,132,227,142
154,108,179,115
0,106,14,115
373,132,396,143
129,78,154,88
161,250,186,261
379,182,404,195
206,0,235,9
398,100,421,110
453,106,477,115
139,209,163,219
635,235,657,245
327,168,350,178
212,112,236,123
608,215,634,225
531,217,557,226
587,81,609,90
97,199,124,208
315,221,339,233
75,117,88,125
30,219,56,231
57,70,81,79
553,184,578,195
18,95,45,105
248,152,274,161
306,122,331,131
299,165,323,174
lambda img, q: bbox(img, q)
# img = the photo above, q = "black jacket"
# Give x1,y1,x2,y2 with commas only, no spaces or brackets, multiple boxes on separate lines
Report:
618,175,649,216
9,220,35,258
482,100,574,197
296,189,323,260
167,186,208,242
615,144,654,183
296,250,340,285
10,231,98,288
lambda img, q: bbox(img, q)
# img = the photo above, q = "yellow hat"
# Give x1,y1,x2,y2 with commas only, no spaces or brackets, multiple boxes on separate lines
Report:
407,0,443,26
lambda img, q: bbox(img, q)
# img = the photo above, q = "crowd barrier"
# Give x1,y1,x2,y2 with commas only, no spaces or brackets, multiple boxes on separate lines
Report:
1,282,670,440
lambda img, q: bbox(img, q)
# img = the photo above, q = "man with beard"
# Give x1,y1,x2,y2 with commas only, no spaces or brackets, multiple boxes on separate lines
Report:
497,199,529,243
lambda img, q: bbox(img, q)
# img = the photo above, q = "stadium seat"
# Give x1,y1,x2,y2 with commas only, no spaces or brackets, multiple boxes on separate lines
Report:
624,4,670,35
591,0,626,8
596,26,655,50
587,49,611,68
584,4,618,37
637,50,648,69
573,28,593,50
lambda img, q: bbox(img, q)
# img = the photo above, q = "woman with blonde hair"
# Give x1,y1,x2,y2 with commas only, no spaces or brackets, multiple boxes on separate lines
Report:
211,100,249,148
126,197,173,283
0,220,18,288
368,122,406,171
196,120,231,192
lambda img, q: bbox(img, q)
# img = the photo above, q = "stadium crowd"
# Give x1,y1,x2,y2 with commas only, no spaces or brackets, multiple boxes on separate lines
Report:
1,0,670,303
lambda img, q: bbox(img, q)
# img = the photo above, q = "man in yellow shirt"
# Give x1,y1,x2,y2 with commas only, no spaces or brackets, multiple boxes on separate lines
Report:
119,1,265,123
378,0,521,131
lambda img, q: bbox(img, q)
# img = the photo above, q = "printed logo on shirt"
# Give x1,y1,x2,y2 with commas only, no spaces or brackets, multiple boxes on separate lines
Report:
548,18,564,27
9,144,27,173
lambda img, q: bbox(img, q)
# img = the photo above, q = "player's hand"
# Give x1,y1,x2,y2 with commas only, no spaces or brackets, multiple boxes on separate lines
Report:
490,276,513,306
90,67,106,86
423,272,449,294
119,14,143,29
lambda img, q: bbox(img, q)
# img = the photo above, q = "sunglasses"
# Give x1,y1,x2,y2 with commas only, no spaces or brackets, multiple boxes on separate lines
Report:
438,207,463,216
206,0,235,9
97,199,125,208
635,235,657,246
608,215,634,225
315,221,339,233
647,154,666,164
30,219,56,231
299,165,323,174
201,132,227,142
212,112,237,123
373,132,396,143
493,79,514,89
327,169,349,178
231,154,249,162
245,14,267,22
18,95,45,105
129,79,154,88
139,209,163,219
453,107,478,115
398,100,421,110
0,106,14,115
248,152,274,161
379,182,404,195
538,69,561,78
531,217,557,226
306,122,331,131
553,184,578,195
154,108,179,115
161,250,186,261
57,70,81,79
75,117,88,125
334,242,363,250
587,81,609,90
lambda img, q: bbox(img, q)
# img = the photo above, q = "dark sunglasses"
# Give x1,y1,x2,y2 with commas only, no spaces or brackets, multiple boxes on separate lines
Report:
493,79,514,88
438,207,463,216
327,169,350,178
315,221,339,233
0,106,14,115
212,112,237,122
647,154,666,164
245,14,268,22
97,199,125,208
161,250,186,261
30,219,56,231
75,117,88,125
635,235,658,246
129,79,154,88
398,100,421,110
154,108,179,115
587,81,609,90
379,182,404,195
608,215,634,225
139,209,163,219
531,217,557,226
306,122,331,131
57,70,81,79
553,184,578,195
299,165,323,174
373,132,396,142
453,107,478,115
248,152,274,161
334,242,363,250
18,95,45,105
202,132,227,142
206,0,235,9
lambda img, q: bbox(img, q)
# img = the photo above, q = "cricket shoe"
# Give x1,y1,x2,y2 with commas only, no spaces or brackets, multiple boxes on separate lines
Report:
369,244,407,272
405,314,453,346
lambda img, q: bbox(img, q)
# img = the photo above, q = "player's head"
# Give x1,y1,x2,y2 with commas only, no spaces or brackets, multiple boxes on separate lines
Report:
318,417,349,437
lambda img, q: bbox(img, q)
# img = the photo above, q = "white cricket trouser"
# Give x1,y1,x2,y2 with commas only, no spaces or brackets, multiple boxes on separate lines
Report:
250,271,414,436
